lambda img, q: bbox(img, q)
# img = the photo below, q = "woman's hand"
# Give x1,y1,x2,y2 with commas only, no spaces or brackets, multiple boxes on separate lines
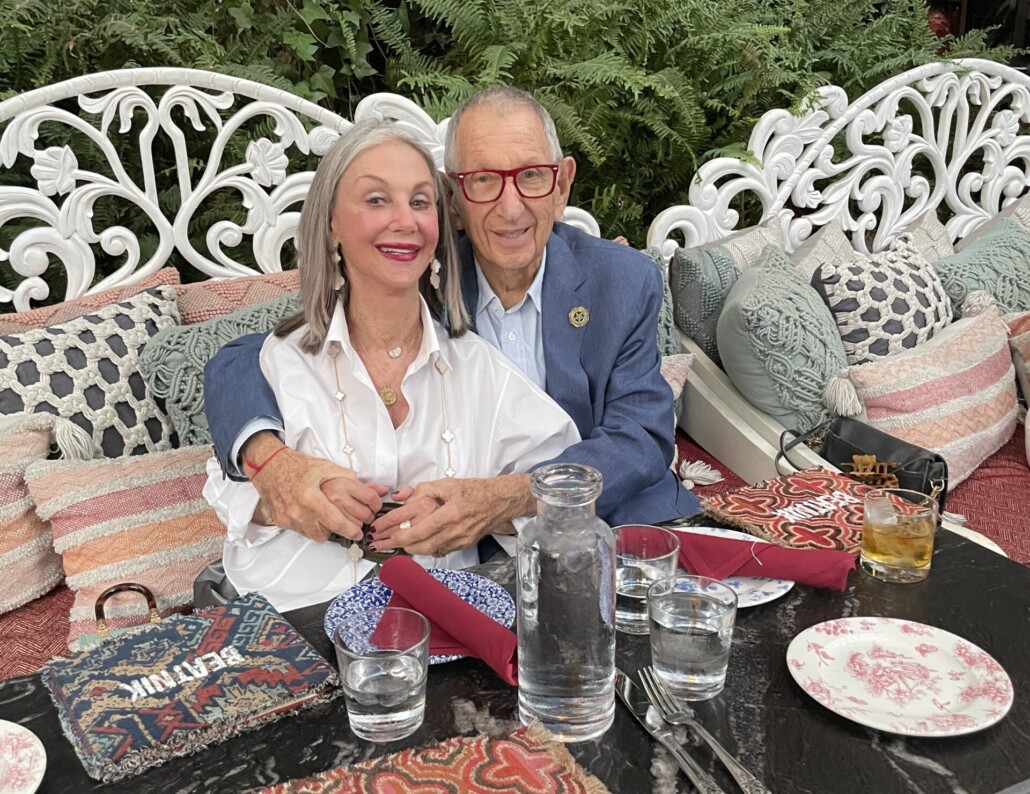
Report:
370,474,532,556
243,433,384,542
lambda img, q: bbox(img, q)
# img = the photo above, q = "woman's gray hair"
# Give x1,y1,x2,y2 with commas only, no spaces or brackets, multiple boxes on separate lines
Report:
277,118,469,352
443,87,563,173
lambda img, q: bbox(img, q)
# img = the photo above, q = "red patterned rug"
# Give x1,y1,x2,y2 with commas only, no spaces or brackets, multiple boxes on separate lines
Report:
946,429,1030,565
256,724,608,794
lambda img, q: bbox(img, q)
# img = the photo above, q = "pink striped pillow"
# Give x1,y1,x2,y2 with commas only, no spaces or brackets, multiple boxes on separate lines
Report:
1006,311,1030,402
0,269,181,335
843,306,1018,487
25,446,225,650
0,415,64,614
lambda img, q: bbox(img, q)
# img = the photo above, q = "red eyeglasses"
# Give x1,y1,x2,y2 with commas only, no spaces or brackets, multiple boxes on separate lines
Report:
448,164,560,203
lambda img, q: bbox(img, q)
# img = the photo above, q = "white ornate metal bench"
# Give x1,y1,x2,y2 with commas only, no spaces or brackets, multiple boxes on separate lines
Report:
0,67,600,312
648,57,1030,487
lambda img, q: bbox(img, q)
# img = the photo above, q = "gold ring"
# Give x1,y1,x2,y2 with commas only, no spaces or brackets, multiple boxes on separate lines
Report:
399,520,412,530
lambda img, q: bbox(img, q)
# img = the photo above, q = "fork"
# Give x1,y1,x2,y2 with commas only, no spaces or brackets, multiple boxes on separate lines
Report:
640,666,772,794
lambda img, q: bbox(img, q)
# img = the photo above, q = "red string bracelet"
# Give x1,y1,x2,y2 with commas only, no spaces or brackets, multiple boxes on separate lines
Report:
242,446,288,479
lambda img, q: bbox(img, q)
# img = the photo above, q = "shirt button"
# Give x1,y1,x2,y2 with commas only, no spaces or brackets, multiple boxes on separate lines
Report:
492,305,501,314
507,332,517,341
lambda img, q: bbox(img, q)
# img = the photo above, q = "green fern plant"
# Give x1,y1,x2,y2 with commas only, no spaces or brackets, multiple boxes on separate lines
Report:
376,0,1015,243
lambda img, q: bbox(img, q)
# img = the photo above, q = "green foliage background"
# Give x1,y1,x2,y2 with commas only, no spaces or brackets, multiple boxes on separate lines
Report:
0,0,1014,269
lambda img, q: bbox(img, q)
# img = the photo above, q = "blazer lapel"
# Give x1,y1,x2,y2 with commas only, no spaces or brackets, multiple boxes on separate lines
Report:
541,232,591,433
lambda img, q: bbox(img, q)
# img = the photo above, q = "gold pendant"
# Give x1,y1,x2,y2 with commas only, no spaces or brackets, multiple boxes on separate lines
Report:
379,386,397,406
388,347,402,358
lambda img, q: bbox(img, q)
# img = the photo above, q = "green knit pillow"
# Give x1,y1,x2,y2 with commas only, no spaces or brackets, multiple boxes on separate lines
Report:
642,246,681,357
717,255,846,433
934,218,1030,315
669,245,740,363
139,292,300,447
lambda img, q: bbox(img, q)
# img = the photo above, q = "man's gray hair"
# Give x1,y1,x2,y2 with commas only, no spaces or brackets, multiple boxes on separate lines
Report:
278,118,469,352
443,87,563,173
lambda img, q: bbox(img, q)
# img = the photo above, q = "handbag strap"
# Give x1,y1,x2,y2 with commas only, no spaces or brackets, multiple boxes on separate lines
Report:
95,582,160,639
775,421,832,476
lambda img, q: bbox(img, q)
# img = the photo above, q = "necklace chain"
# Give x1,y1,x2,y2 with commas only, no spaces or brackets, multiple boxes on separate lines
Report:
327,339,456,477
354,323,422,406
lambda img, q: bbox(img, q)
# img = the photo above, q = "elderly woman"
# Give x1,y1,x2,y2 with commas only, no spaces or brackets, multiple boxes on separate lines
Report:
203,120,579,611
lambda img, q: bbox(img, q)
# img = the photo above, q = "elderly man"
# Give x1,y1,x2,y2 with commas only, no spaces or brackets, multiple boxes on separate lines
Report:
203,86,699,558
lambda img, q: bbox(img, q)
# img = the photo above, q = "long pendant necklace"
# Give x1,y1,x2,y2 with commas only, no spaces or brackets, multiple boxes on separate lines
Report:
328,340,456,576
356,323,422,406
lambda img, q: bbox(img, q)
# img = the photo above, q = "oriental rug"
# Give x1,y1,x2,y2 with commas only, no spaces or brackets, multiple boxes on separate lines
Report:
254,724,610,794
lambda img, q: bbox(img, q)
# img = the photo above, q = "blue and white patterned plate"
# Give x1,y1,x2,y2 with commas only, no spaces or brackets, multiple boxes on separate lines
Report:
676,526,794,608
323,569,515,664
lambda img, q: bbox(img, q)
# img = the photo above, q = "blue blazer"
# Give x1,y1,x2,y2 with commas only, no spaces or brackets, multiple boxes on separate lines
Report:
204,222,699,524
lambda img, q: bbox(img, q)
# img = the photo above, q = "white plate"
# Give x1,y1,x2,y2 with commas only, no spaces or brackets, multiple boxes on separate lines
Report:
675,526,794,607
0,719,46,794
787,617,1014,736
324,568,515,664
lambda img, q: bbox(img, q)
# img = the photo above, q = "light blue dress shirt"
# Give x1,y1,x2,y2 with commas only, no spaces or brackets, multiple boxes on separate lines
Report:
473,253,547,391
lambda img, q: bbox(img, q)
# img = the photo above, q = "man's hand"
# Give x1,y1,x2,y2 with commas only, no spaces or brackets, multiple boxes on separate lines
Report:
242,432,384,543
370,474,533,556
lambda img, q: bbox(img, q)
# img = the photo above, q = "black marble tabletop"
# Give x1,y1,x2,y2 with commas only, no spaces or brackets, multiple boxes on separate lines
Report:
2,529,1030,794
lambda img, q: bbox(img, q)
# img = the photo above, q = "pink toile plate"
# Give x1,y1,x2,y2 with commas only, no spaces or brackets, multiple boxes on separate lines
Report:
786,617,1014,737
0,719,46,794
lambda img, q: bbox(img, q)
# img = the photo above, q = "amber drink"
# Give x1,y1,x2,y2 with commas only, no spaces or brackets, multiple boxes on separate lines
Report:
860,488,938,583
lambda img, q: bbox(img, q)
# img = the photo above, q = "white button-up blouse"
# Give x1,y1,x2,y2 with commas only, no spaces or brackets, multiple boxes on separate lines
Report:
203,297,580,611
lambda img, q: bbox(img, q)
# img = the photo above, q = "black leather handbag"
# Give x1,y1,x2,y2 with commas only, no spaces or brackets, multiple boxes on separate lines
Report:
776,416,949,513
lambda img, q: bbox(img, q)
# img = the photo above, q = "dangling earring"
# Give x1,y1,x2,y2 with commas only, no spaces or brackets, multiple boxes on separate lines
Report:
333,246,345,290
429,258,442,290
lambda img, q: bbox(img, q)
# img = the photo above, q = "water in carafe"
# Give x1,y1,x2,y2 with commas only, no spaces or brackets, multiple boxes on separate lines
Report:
516,464,616,741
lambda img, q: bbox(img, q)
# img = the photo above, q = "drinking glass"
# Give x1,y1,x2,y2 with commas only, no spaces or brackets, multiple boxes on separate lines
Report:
614,525,681,635
648,574,738,701
860,487,938,583
334,606,430,742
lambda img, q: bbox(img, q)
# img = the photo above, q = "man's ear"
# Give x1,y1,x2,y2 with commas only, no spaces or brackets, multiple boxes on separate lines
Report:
553,155,577,219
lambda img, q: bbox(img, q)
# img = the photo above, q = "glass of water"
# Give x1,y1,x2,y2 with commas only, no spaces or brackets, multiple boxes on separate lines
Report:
648,574,738,701
333,606,430,742
614,525,681,634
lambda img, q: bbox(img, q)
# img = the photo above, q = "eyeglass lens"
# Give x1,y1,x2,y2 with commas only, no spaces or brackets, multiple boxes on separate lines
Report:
463,166,556,202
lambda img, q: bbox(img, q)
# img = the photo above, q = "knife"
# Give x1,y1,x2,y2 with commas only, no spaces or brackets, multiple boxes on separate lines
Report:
615,669,727,794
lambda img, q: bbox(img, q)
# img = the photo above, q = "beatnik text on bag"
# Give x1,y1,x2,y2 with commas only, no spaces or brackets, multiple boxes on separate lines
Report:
117,646,245,701
774,489,862,522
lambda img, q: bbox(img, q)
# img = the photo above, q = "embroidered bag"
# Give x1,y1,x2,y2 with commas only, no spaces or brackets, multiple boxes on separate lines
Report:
41,585,339,783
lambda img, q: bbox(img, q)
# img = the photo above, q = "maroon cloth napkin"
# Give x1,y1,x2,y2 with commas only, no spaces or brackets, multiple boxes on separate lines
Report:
670,529,856,591
379,557,518,685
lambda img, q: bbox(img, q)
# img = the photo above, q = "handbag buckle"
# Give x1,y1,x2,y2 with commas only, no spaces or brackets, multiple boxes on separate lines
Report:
95,582,161,639
841,455,900,488
929,479,946,502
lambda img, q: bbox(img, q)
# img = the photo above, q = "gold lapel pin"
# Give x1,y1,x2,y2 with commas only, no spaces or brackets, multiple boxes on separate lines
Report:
569,306,590,328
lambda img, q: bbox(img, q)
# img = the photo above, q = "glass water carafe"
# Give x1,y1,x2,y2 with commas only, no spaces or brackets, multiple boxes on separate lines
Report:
516,463,616,741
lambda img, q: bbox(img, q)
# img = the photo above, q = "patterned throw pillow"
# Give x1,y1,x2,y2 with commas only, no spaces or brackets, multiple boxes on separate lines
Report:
717,252,847,433
1007,311,1030,403
24,446,226,650
140,292,300,447
811,235,952,366
0,415,66,614
836,305,1017,487
642,247,681,356
0,269,181,336
176,269,300,325
904,211,955,263
933,219,1030,316
0,286,180,457
669,224,783,363
790,222,858,278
